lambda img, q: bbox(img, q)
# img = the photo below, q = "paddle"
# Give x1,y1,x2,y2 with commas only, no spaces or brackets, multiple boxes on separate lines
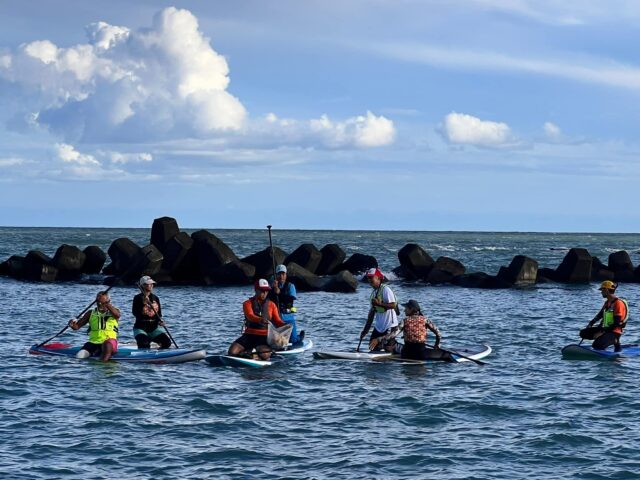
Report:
35,251,151,348
266,224,280,312
138,284,179,349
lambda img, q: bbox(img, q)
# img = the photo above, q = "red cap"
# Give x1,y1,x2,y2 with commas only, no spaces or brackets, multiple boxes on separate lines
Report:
365,268,384,279
254,279,271,291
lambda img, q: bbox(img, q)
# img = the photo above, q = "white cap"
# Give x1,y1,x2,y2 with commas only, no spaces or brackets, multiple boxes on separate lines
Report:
255,278,271,291
275,264,287,274
138,275,157,287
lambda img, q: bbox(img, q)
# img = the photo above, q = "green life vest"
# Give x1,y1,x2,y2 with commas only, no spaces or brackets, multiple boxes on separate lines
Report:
602,298,629,329
87,308,118,344
370,285,400,314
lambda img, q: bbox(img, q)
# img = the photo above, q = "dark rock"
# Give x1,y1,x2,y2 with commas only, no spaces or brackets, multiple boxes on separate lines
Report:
498,255,538,286
591,257,615,281
162,232,194,273
82,246,106,274
536,268,557,283
192,230,238,279
555,248,592,283
1,255,25,279
241,246,287,279
150,270,174,285
209,260,255,286
398,243,434,279
52,244,86,280
138,244,163,277
340,253,378,275
608,251,633,272
317,244,346,275
323,270,359,293
284,262,326,292
425,257,465,284
24,250,57,282
393,265,419,281
107,238,142,276
150,216,180,253
285,244,322,274
453,272,511,289
608,251,637,282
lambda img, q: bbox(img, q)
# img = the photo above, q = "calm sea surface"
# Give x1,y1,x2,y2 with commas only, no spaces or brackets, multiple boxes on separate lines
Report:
2,228,640,479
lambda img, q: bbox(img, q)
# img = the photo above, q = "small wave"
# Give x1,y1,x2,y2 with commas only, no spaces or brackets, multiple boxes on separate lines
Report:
471,246,511,251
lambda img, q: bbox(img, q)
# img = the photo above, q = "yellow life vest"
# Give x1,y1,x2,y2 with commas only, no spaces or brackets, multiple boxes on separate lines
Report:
87,309,118,344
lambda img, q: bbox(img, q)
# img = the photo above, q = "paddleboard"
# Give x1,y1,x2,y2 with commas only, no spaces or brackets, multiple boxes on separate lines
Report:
562,343,640,360
276,338,313,356
313,350,393,361
29,343,207,364
205,354,285,368
314,344,491,363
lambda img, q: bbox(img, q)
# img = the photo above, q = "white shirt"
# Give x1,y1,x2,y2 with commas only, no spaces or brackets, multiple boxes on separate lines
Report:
372,284,398,333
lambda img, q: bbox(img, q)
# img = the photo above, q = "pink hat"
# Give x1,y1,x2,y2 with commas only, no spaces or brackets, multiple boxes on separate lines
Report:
365,268,384,279
254,278,271,291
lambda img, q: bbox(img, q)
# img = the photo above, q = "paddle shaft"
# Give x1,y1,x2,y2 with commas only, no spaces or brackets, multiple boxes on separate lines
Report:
139,286,179,348
266,225,280,312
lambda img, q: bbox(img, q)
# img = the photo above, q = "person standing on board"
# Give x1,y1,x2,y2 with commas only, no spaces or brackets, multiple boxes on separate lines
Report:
361,268,399,351
132,276,171,349
396,299,453,361
68,291,121,361
580,280,629,352
269,264,304,345
228,279,286,360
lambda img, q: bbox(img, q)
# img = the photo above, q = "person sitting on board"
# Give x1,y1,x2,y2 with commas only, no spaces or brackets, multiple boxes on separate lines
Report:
68,291,121,361
269,264,304,345
580,280,629,352
361,268,400,351
228,279,286,360
394,299,453,361
132,276,171,349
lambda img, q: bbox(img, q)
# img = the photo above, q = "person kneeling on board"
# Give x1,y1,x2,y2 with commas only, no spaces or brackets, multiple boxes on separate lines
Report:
580,281,629,352
395,300,453,362
228,279,286,360
132,276,171,349
68,291,121,362
269,264,304,345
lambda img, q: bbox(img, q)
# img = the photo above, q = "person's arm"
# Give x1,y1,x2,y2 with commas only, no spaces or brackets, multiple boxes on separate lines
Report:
268,302,285,327
588,305,604,327
611,300,627,329
105,303,121,320
243,300,265,324
425,317,442,347
69,310,91,329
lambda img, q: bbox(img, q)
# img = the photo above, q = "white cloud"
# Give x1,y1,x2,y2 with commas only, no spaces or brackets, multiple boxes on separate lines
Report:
0,7,246,142
366,42,640,91
442,112,514,147
0,157,25,167
109,151,153,164
55,143,100,165
262,112,396,148
543,122,562,140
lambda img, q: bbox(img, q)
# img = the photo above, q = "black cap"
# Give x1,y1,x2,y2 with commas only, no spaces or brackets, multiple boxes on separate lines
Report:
402,299,421,312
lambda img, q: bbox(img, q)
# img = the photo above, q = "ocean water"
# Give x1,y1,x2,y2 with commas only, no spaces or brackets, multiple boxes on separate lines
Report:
2,228,640,479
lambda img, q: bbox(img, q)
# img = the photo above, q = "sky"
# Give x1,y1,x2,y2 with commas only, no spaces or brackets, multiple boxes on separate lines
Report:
0,0,639,232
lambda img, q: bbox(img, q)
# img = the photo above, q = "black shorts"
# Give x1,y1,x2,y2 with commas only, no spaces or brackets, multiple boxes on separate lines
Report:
233,333,270,351
80,342,103,356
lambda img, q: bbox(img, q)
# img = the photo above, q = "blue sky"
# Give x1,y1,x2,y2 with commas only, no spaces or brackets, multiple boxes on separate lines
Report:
1,1,639,231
